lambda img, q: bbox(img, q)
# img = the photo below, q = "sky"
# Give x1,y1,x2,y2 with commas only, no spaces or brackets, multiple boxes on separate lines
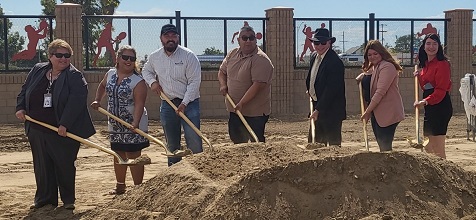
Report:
1,0,475,63
1,0,475,19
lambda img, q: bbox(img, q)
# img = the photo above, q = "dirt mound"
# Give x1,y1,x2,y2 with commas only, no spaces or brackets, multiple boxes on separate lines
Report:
83,143,476,220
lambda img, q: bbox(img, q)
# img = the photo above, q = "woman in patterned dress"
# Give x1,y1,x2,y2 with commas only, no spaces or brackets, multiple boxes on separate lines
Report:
91,45,149,194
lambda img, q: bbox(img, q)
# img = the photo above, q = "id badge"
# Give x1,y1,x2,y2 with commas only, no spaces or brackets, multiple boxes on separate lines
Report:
43,93,52,108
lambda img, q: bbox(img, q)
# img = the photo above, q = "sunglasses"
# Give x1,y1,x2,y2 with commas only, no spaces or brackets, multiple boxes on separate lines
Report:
52,53,71,58
121,55,137,62
313,41,328,45
241,35,256,41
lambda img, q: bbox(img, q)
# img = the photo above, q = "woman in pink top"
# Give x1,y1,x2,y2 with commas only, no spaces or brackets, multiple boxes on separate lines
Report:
356,40,405,152
414,34,452,159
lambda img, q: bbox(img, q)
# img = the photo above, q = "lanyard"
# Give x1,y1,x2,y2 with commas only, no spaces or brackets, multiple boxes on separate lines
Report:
47,70,58,94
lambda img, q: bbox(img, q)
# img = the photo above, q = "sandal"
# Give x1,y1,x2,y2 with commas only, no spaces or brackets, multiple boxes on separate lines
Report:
107,183,126,195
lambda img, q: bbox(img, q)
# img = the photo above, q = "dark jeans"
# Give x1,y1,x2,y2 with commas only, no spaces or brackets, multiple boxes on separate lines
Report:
371,114,399,152
160,98,202,166
228,112,269,144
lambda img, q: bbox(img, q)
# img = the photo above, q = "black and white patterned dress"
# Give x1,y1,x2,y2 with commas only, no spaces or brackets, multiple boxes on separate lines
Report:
106,69,149,152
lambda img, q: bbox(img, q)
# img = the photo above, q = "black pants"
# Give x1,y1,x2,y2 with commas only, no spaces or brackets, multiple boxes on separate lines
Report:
309,119,343,146
28,128,80,206
228,112,269,144
371,114,399,152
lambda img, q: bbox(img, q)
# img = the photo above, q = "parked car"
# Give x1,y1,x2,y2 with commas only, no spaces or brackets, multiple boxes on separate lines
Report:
338,53,364,62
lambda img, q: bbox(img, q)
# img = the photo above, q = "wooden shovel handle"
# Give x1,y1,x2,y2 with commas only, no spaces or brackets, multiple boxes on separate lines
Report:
358,83,369,151
414,65,421,144
96,107,170,153
225,94,259,143
24,115,128,164
309,97,315,143
160,92,213,150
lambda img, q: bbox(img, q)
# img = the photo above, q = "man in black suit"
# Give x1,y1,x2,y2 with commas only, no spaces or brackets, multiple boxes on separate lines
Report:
305,28,346,146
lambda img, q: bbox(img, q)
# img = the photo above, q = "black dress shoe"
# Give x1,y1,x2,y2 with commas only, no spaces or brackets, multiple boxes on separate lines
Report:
63,203,75,210
30,203,57,209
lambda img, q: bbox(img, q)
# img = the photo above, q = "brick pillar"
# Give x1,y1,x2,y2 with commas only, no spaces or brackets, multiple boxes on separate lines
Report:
55,3,83,71
265,7,294,115
444,9,474,112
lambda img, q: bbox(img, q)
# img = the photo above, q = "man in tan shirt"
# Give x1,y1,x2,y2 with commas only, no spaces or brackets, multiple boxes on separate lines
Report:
218,25,274,143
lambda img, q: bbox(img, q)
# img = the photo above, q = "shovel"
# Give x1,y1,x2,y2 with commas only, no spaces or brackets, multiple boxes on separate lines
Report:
160,92,213,151
408,65,426,150
358,82,370,151
225,93,259,142
25,115,151,166
305,97,326,149
309,97,316,144
96,107,191,157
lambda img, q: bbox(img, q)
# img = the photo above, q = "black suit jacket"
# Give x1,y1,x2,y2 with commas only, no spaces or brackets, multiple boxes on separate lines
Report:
305,49,347,122
16,62,96,138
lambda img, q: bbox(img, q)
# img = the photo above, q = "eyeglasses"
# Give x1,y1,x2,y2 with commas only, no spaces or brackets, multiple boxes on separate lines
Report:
52,53,71,58
313,41,327,45
121,55,137,62
241,35,256,41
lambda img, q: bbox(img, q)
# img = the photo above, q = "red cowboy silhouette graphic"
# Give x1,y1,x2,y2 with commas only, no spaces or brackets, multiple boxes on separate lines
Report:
11,20,48,61
416,23,437,38
299,23,325,62
231,21,263,44
92,22,126,67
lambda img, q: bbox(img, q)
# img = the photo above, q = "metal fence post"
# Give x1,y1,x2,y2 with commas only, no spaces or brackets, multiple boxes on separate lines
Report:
369,13,375,40
175,10,181,45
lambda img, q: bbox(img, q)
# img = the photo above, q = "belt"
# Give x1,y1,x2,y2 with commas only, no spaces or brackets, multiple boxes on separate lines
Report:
423,83,434,90
171,98,183,106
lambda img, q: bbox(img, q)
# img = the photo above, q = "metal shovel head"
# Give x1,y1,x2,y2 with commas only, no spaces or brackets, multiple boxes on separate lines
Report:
119,154,152,166
162,148,193,158
407,138,428,149
305,142,327,150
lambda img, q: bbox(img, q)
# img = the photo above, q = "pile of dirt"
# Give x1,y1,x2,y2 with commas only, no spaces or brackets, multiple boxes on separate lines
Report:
83,142,476,220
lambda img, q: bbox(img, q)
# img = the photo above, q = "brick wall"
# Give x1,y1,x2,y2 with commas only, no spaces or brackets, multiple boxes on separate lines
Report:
7,66,462,123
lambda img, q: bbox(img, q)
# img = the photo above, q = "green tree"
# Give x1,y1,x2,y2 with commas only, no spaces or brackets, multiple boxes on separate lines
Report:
473,45,476,64
393,34,422,53
40,0,56,15
203,47,224,55
0,4,26,68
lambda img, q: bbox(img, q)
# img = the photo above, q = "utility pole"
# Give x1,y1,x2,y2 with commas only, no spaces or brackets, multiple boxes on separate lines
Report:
379,24,387,45
340,31,348,53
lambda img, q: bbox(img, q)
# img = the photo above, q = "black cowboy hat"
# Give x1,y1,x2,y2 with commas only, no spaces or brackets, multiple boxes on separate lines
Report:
310,28,336,44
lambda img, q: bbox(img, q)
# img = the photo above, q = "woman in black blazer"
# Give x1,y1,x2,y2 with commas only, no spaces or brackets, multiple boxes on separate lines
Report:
15,39,95,210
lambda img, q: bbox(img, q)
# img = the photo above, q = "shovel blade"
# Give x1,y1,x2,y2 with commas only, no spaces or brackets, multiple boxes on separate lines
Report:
162,149,193,158
117,154,152,166
407,138,426,149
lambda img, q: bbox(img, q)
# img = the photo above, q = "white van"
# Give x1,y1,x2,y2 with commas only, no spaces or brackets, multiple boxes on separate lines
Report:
338,53,364,62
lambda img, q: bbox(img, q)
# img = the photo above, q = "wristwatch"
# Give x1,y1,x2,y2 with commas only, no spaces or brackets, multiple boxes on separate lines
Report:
423,100,428,106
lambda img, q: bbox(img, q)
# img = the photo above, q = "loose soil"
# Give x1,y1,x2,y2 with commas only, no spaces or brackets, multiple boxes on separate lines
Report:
1,114,476,219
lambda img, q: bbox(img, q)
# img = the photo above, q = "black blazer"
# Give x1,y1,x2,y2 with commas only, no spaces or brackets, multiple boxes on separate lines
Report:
305,49,347,122
16,62,96,138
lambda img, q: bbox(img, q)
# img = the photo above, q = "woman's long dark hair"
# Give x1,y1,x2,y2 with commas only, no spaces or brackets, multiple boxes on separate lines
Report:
417,33,448,68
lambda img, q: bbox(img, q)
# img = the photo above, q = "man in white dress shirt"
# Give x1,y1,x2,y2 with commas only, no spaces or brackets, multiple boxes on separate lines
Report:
142,24,202,166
